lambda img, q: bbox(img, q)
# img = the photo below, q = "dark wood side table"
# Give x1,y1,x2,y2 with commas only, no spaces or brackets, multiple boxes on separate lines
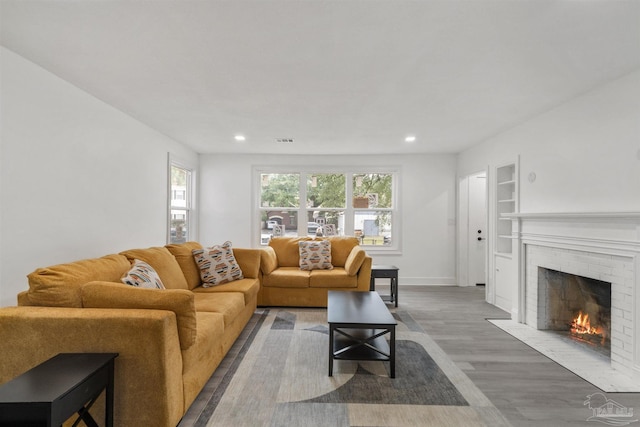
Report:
370,265,399,307
0,352,118,427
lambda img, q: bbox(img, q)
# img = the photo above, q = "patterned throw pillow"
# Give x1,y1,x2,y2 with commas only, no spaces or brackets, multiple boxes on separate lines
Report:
299,240,333,271
121,259,166,289
192,241,244,287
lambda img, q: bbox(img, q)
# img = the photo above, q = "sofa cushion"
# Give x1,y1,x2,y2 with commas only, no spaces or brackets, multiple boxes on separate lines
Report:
309,268,358,288
230,248,261,279
81,281,197,350
192,241,244,287
327,236,360,267
299,240,333,270
260,247,278,275
26,254,131,307
120,247,189,290
181,311,225,410
121,259,166,289
165,241,203,290
344,246,367,276
191,277,260,306
269,237,312,267
193,292,245,328
262,267,311,288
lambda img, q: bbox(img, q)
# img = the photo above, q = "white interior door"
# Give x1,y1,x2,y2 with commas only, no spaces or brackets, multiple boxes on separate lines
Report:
468,172,487,285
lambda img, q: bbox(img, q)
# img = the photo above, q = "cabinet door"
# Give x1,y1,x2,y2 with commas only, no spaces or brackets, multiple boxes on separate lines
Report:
494,255,514,313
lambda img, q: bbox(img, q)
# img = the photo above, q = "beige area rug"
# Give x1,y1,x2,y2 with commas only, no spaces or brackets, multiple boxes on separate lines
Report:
189,309,511,427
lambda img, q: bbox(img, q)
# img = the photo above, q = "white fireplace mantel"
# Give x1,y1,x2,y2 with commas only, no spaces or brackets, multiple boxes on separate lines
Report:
502,211,640,383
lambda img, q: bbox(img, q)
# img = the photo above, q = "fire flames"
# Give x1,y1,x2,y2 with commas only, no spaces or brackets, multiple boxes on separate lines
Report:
571,311,605,345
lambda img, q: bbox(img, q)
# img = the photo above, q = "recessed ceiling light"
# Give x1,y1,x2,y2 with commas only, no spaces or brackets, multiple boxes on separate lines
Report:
405,135,416,143
234,135,246,142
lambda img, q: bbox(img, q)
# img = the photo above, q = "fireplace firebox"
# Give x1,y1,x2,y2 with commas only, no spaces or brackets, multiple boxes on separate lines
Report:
538,267,611,354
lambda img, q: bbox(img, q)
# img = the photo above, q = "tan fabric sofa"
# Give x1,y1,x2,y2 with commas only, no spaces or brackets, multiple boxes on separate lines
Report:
258,236,372,307
0,241,260,427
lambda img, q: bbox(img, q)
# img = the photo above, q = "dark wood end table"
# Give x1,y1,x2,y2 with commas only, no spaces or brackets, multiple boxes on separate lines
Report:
0,352,118,427
370,264,399,307
328,291,397,378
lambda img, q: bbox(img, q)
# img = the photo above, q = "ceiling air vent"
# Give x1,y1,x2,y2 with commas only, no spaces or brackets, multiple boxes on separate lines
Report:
275,138,295,144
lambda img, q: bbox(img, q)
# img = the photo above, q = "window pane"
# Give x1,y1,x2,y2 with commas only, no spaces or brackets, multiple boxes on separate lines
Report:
171,166,189,208
307,174,345,208
352,173,393,208
170,209,188,244
354,210,392,246
308,211,344,236
260,173,300,208
260,210,299,245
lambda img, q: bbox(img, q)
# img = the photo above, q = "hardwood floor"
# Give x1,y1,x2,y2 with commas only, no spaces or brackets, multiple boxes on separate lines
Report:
399,285,640,427
183,285,639,426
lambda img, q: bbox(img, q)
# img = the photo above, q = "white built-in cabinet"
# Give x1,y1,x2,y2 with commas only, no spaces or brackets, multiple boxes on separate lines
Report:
493,161,518,314
496,163,516,254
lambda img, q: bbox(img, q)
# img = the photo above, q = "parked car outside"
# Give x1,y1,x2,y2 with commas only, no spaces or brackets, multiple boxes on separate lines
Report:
307,222,320,234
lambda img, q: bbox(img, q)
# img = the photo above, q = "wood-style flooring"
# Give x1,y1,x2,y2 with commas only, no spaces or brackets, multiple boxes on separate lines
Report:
182,285,640,426
399,285,640,427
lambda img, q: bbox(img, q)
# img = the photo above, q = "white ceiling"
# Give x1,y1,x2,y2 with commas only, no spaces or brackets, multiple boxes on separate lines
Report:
2,0,639,155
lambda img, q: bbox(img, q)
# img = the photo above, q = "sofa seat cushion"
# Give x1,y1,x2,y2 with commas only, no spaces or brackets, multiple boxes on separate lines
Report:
165,241,203,290
193,293,245,328
181,311,225,408
191,278,259,306
26,254,131,308
309,268,358,288
262,267,311,288
120,247,189,290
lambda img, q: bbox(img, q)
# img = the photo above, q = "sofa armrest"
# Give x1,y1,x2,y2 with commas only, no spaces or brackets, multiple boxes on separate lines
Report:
81,281,196,350
260,247,278,275
232,248,261,279
0,306,184,427
344,246,367,276
356,256,373,291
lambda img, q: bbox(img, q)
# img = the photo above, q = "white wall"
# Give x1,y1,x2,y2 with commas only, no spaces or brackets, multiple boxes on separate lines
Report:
458,70,640,213
199,153,458,285
457,69,640,313
0,47,198,307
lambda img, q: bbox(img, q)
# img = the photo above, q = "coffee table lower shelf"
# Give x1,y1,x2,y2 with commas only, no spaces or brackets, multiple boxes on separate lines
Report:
329,327,395,377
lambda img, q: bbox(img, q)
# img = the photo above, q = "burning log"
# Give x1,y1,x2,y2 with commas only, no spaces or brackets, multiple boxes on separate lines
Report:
570,311,606,346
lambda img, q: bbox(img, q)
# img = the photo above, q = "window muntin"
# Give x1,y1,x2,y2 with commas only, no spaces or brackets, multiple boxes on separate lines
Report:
257,169,397,249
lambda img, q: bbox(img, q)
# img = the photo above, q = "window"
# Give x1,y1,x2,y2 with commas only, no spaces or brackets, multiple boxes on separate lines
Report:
256,168,397,250
168,159,195,244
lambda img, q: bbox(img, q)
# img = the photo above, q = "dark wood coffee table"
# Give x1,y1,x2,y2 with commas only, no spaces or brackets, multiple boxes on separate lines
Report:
328,291,397,378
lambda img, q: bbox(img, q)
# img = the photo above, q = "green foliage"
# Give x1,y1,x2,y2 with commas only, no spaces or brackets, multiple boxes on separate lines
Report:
260,174,300,208
353,174,392,208
307,174,345,208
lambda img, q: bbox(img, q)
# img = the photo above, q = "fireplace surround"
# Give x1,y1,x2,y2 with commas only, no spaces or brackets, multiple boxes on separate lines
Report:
503,212,640,388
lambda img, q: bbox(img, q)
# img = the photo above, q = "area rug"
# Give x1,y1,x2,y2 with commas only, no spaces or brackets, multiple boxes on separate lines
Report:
188,309,511,427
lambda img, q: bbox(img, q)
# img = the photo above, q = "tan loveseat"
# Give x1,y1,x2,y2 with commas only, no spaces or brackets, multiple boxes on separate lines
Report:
0,241,260,427
258,236,372,307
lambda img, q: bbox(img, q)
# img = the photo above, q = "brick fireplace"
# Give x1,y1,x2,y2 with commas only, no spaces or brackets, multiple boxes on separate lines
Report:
507,212,640,389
